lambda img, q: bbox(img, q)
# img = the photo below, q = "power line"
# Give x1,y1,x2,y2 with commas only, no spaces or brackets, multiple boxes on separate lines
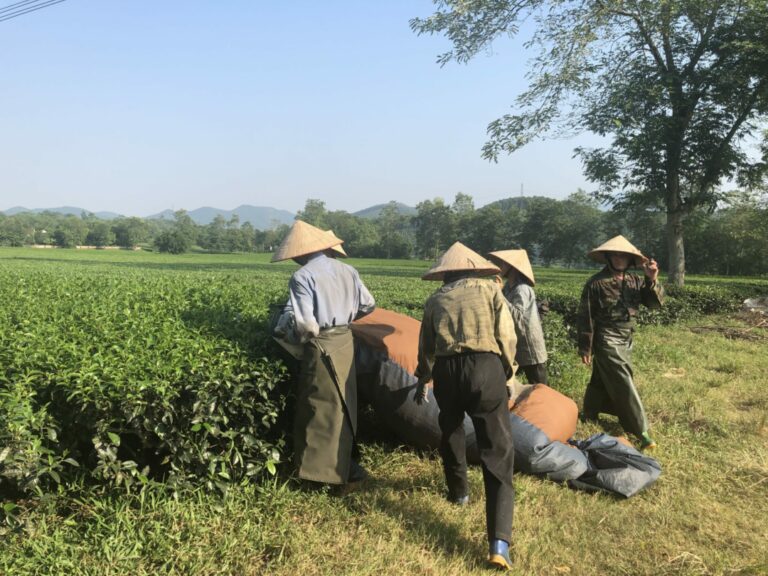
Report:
0,0,49,14
0,0,65,22
0,0,66,21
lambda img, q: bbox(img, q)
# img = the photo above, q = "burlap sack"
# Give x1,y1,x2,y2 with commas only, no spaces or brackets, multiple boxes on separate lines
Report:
512,384,578,443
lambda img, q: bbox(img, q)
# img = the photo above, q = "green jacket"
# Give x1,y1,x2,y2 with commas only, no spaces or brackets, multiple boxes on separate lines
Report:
416,277,517,385
577,267,664,356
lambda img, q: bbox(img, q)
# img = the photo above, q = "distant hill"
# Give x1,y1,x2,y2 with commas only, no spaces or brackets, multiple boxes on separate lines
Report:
482,196,553,212
147,205,295,229
2,206,123,219
354,202,417,219
148,209,176,220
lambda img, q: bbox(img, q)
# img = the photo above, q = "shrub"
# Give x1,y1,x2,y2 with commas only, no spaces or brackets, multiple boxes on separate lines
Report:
0,379,72,496
0,263,290,495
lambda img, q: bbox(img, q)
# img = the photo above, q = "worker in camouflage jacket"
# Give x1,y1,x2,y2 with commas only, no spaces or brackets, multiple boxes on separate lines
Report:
577,235,664,450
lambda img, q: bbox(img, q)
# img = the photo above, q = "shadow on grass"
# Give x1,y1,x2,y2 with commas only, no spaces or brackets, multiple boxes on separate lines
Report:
594,416,627,439
347,474,482,571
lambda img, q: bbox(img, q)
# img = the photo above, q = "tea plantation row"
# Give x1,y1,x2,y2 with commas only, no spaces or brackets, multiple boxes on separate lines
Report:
1,249,765,500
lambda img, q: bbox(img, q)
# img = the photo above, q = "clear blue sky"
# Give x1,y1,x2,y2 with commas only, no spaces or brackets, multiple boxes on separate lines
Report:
1,0,596,217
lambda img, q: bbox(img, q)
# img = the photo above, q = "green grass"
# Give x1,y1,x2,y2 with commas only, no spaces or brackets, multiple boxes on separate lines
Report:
1,247,767,575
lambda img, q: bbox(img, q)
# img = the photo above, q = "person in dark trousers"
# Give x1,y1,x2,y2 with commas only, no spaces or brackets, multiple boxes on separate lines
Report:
272,221,375,485
415,241,517,571
577,235,664,450
488,249,548,384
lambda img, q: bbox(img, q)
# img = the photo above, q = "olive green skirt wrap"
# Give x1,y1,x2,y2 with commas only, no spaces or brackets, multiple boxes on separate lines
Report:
293,327,357,484
583,326,648,438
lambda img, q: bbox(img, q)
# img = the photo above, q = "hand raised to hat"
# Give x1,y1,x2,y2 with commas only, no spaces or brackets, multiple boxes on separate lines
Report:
642,258,659,283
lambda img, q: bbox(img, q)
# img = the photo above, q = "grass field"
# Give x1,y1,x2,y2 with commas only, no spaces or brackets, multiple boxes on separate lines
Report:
1,247,767,575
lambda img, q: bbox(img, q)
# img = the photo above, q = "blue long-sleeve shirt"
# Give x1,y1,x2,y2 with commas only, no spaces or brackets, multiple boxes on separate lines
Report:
288,253,376,339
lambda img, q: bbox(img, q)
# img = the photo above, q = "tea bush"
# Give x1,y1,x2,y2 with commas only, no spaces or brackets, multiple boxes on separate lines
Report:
0,260,290,495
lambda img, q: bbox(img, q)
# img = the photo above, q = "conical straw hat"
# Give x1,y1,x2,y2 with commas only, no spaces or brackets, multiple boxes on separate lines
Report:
325,229,347,257
587,235,648,265
487,249,535,285
271,220,343,262
422,241,501,281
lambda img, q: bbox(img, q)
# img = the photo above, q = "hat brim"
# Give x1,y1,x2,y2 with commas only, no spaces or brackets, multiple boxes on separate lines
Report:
587,250,648,266
487,252,535,285
421,241,501,281
587,235,648,266
271,220,343,262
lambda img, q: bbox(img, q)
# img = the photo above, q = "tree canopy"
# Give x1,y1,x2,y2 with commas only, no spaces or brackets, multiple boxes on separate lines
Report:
411,0,768,285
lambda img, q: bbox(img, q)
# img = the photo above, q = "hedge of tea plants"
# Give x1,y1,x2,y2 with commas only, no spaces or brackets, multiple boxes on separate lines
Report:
1,251,765,498
0,259,291,495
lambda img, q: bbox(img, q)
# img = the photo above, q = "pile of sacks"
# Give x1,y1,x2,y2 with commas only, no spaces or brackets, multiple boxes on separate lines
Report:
351,308,661,497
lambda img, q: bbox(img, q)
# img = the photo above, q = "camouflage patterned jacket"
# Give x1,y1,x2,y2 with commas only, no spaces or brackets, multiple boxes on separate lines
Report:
577,267,664,356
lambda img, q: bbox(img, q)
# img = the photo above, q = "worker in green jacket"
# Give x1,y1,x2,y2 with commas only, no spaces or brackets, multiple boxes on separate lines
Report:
415,242,517,571
577,235,664,450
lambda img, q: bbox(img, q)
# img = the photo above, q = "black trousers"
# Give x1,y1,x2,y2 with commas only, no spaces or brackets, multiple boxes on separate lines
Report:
433,352,515,543
519,363,548,385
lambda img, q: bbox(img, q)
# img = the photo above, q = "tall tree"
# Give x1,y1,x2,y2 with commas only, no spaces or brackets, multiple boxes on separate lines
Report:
155,210,196,254
686,190,768,275
452,192,475,217
236,221,255,252
0,216,28,246
324,210,380,256
517,193,603,265
296,199,328,228
412,0,768,285
414,198,456,259
201,215,228,252
463,204,518,255
53,216,88,248
113,217,149,248
375,201,413,259
452,192,476,246
604,205,667,266
85,221,115,247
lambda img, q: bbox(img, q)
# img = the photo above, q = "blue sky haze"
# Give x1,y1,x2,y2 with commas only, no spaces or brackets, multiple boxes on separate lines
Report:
1,1,596,216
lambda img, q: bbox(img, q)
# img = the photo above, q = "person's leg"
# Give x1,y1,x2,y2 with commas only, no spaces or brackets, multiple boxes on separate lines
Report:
594,328,648,438
433,357,469,501
522,363,548,385
293,347,315,474
520,364,537,384
583,343,615,420
294,340,351,484
463,354,515,545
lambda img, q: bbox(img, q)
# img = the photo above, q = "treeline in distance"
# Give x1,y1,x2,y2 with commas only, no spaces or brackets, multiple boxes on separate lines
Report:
1,190,766,276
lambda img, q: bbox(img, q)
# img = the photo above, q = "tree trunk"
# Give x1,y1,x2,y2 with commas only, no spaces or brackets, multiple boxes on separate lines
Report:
665,125,686,287
667,208,685,287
